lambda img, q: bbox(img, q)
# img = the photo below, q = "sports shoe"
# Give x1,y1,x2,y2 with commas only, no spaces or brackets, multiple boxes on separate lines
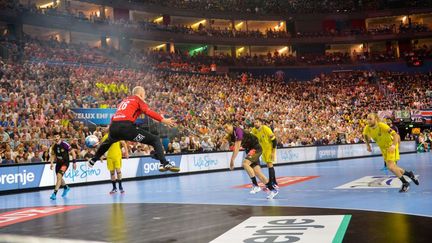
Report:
120,188,125,194
407,171,419,185
273,183,280,190
249,186,262,194
266,189,279,199
50,193,57,200
159,163,180,172
109,189,118,194
61,187,70,197
399,182,410,193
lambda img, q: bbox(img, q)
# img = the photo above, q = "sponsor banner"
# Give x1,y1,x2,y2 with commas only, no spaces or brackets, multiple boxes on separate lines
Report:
277,147,303,163
0,206,85,228
62,161,109,184
233,176,319,189
70,108,148,125
137,155,182,176
210,215,351,243
38,164,56,187
337,143,381,158
0,164,44,191
183,153,228,172
335,175,419,189
399,141,416,152
122,157,140,178
70,108,117,125
316,146,338,160
0,141,417,192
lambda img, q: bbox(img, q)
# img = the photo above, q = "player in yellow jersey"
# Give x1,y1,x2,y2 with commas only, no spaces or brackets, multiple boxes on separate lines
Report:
101,130,129,194
363,113,419,192
252,119,278,188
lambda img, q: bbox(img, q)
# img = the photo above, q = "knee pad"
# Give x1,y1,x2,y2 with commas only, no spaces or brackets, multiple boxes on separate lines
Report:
58,170,65,175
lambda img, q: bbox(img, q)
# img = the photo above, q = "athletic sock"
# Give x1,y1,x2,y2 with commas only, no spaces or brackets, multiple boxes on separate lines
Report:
251,177,258,186
268,167,276,184
399,176,408,184
403,171,412,177
112,180,117,190
117,179,123,190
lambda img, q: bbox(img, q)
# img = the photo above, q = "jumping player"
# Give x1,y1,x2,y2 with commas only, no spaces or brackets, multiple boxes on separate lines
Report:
49,132,77,200
88,86,179,172
224,123,278,199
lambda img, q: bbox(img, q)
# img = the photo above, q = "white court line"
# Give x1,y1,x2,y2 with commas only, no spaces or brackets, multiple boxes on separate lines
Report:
0,234,106,243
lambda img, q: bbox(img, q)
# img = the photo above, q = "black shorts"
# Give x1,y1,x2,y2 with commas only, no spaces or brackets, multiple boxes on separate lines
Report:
109,121,158,143
55,160,70,174
245,148,262,164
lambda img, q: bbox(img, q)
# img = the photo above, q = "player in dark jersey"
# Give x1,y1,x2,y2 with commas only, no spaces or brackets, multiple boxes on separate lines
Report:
49,132,77,200
88,86,179,172
224,124,279,199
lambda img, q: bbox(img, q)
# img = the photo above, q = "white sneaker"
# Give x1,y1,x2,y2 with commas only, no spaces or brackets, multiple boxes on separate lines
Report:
249,186,262,194
266,189,279,199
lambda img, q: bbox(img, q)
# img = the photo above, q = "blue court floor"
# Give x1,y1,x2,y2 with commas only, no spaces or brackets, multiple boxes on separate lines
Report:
1,153,431,217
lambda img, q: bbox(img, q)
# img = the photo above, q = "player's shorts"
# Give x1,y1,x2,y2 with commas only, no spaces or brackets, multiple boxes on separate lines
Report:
55,160,69,174
261,148,275,164
382,144,400,163
107,156,122,171
245,148,262,165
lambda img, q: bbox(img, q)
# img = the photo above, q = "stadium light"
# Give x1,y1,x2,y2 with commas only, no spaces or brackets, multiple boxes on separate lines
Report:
191,20,206,29
189,46,208,56
39,0,60,8
154,44,166,50
278,47,288,53
154,17,163,23
274,21,284,31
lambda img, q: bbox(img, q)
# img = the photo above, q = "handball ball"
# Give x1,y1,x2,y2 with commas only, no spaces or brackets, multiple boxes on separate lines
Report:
85,135,99,148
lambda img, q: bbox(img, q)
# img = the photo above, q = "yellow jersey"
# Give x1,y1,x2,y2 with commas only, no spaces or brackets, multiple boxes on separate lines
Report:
362,122,395,149
251,125,275,150
102,134,122,158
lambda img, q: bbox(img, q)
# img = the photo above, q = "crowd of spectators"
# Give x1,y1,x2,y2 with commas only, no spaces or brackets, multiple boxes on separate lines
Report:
3,1,431,42
139,0,432,14
1,45,431,165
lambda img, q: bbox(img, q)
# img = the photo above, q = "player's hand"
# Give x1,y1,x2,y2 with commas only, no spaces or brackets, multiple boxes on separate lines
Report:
50,164,53,170
162,117,177,127
229,159,235,171
73,163,77,170
388,144,396,153
366,144,372,152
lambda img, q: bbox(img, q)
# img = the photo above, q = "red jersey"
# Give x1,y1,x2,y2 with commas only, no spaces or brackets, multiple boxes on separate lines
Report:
111,95,163,123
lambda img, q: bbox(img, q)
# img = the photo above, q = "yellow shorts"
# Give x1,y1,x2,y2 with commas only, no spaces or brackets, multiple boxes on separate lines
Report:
381,145,400,163
261,148,275,164
107,156,122,171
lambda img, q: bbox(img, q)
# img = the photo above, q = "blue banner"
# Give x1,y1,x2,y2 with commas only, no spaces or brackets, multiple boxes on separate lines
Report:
137,155,182,176
0,164,45,191
71,108,117,125
316,146,339,160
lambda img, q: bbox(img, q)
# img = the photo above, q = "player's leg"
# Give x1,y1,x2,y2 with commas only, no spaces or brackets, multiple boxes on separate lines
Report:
60,176,70,197
263,149,278,186
134,127,179,172
385,145,418,193
107,158,117,194
242,159,260,193
115,158,124,193
51,163,68,200
89,133,118,166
